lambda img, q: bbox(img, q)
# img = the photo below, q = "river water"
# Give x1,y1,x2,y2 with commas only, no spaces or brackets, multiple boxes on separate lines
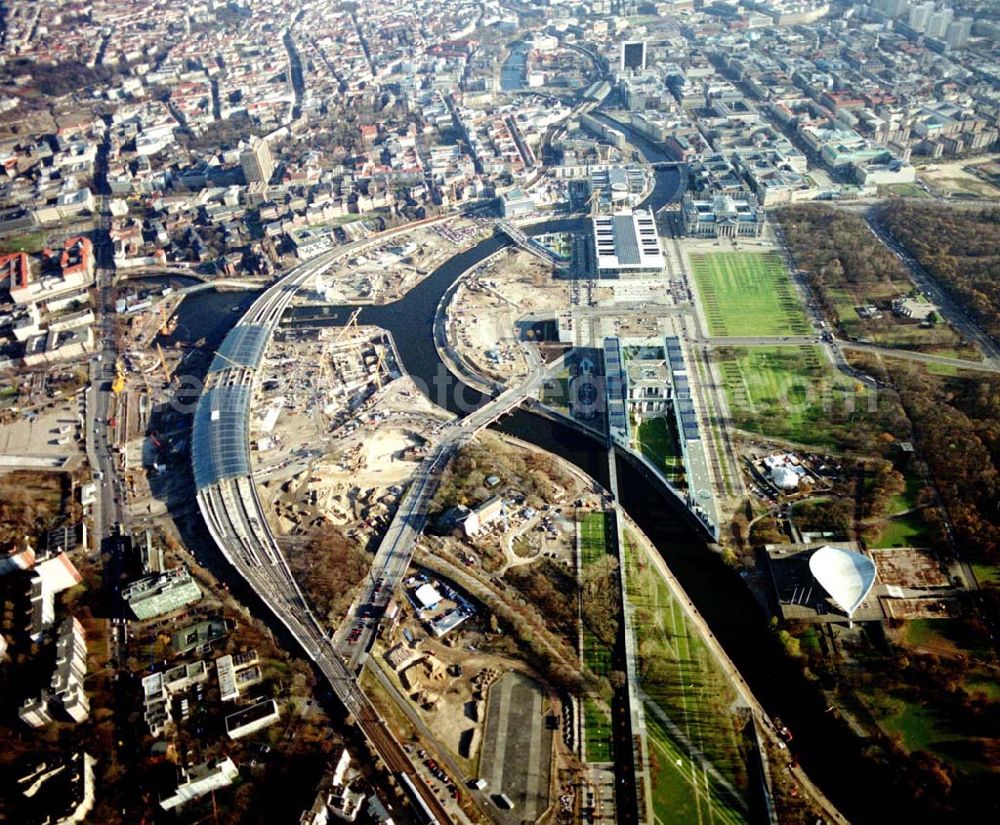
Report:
167,166,919,821
500,41,528,92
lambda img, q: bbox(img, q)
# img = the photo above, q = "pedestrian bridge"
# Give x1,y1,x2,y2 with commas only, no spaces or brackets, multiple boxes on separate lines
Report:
495,220,565,268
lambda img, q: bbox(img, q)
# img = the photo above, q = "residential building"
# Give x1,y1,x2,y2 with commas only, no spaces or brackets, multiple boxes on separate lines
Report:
19,617,89,727
225,698,281,739
241,137,275,184
160,757,239,810
122,567,202,621
16,752,96,825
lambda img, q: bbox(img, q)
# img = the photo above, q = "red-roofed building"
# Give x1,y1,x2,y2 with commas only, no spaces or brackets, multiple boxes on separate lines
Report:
60,236,94,280
0,251,32,296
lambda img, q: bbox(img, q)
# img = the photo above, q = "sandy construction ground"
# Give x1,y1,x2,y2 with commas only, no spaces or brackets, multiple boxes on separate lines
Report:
917,158,1000,198
447,248,570,385
315,216,493,304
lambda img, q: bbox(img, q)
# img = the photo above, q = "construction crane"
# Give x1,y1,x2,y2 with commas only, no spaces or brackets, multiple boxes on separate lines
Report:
157,302,176,336
372,345,388,391
156,343,173,384
333,307,363,345
587,187,602,216
209,347,245,370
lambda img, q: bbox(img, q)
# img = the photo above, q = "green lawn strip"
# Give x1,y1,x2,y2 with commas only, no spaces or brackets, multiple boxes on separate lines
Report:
645,709,750,825
925,361,959,377
580,510,615,720
930,346,984,363
887,474,923,516
690,252,809,338
623,534,750,800
584,698,614,763
580,511,609,568
971,563,1000,586
635,417,684,483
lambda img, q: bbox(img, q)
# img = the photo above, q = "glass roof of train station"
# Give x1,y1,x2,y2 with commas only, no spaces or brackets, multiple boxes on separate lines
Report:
207,324,270,374
192,383,252,490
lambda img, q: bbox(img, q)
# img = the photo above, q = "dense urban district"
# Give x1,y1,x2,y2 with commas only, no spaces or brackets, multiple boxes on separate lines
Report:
0,0,999,823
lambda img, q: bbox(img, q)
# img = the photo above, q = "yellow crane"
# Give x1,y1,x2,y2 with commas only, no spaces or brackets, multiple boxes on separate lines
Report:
111,358,127,394
333,307,363,345
156,343,173,384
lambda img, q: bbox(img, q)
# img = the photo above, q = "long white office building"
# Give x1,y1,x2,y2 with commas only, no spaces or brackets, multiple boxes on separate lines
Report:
592,210,665,278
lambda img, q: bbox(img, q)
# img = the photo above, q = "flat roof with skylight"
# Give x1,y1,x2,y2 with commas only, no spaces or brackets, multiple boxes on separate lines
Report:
592,210,665,278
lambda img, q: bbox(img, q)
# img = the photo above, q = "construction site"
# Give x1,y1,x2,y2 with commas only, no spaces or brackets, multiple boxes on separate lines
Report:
444,247,570,387
307,217,493,305
248,315,453,552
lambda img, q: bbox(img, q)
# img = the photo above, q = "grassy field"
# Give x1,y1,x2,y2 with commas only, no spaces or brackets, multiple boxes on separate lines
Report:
584,698,613,763
624,535,750,820
645,712,749,825
580,510,610,568
888,474,924,515
972,563,1000,586
635,416,684,484
717,345,855,446
690,251,810,337
870,511,932,548
0,230,48,254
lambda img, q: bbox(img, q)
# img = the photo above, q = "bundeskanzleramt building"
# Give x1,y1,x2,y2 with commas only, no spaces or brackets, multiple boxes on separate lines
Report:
122,567,202,621
682,193,766,238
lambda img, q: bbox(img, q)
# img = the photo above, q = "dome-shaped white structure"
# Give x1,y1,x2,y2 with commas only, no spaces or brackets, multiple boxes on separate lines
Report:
809,546,877,618
771,466,800,490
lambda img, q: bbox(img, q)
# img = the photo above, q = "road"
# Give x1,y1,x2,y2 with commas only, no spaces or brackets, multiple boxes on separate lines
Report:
336,346,551,670
697,335,999,374
865,206,1000,367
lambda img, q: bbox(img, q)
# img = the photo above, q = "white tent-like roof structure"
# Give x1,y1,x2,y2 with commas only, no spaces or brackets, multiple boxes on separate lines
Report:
414,583,442,610
809,545,877,617
771,465,800,490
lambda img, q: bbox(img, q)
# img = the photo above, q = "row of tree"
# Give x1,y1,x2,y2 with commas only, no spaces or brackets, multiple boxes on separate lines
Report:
889,364,1000,567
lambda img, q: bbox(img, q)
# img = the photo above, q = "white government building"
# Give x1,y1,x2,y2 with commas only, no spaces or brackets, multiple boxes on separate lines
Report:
592,210,665,278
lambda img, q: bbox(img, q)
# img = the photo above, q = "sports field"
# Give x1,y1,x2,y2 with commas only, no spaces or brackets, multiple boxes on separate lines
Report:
690,252,810,337
624,535,751,823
